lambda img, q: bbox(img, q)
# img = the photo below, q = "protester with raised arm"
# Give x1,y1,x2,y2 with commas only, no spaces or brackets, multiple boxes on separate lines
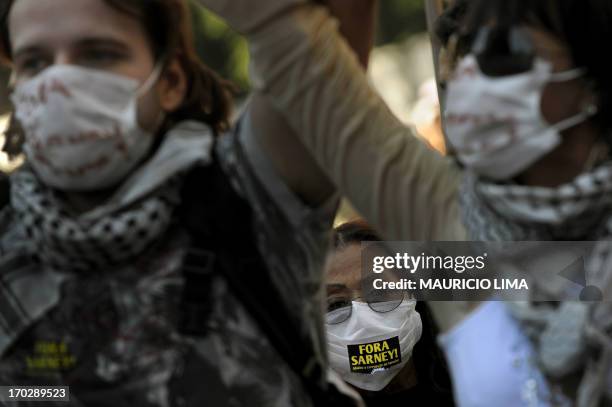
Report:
199,0,612,405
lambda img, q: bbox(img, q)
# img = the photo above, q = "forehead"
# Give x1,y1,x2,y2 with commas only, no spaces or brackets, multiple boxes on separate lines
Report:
326,245,362,287
9,0,147,52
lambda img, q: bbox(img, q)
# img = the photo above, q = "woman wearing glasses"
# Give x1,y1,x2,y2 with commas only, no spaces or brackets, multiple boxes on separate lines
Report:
325,221,454,406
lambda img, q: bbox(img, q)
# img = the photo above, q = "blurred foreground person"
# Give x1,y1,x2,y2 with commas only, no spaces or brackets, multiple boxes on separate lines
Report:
0,0,367,405
325,221,455,406
198,0,612,405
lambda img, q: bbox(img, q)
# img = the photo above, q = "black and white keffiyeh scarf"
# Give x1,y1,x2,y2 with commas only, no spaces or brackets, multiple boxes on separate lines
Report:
0,120,214,357
11,169,180,272
461,164,612,406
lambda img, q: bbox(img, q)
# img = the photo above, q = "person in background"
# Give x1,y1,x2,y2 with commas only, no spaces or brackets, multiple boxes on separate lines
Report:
198,0,612,405
325,220,455,406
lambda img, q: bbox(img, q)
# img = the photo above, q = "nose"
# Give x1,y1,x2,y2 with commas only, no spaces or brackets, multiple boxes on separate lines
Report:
53,52,72,66
10,49,75,86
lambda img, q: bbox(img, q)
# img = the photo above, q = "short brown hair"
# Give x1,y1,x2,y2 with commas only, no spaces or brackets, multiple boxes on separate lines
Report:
0,0,233,135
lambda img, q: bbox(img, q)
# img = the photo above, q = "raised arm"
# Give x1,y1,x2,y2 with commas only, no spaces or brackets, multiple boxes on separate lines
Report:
247,0,377,207
200,0,465,241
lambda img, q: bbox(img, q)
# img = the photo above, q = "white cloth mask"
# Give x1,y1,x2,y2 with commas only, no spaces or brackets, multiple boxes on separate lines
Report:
11,64,163,191
444,54,596,180
326,300,422,392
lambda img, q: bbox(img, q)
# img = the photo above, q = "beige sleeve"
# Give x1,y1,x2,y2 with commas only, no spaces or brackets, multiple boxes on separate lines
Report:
246,4,466,242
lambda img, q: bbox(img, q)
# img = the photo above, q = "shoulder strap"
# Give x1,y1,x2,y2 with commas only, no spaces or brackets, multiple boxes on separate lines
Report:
0,174,10,210
178,157,356,406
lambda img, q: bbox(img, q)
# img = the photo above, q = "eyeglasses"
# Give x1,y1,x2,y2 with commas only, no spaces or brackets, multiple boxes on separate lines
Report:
471,25,536,77
325,286,408,325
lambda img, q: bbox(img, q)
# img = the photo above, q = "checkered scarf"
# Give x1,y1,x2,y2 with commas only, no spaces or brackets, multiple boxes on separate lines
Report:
0,120,213,357
461,164,612,406
11,169,180,272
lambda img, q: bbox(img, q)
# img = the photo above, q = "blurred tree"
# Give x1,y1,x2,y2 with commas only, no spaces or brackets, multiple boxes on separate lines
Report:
189,2,250,94
377,0,427,44
188,0,427,92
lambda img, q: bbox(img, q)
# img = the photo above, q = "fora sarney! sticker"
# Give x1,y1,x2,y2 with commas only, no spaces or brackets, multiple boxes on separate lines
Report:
347,337,401,374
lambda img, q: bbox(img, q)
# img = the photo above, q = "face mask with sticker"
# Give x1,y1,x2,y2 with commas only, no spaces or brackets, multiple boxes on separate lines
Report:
326,299,422,392
444,54,597,180
11,64,164,191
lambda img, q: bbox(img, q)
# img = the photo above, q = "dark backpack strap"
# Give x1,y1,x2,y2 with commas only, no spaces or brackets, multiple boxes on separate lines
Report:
0,174,10,210
178,156,357,406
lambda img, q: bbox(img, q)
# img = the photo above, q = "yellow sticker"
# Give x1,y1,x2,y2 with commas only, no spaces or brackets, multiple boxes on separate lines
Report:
348,337,401,374
25,341,77,372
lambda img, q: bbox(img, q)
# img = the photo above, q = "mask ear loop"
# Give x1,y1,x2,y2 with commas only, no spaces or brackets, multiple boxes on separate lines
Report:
131,62,167,133
549,67,587,83
547,66,598,133
135,63,165,99
583,140,610,172
550,103,598,135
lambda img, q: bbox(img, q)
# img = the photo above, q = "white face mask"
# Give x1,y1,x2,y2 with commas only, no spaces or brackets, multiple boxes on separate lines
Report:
444,54,597,180
326,300,422,392
11,64,163,191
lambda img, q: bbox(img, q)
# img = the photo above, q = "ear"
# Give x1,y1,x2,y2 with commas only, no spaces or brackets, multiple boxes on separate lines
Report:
157,58,188,113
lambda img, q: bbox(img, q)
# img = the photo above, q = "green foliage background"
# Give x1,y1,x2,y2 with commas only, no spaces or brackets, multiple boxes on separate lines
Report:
190,1,427,93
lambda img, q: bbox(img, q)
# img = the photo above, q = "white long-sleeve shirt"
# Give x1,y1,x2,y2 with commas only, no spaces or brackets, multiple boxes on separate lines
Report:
248,6,466,242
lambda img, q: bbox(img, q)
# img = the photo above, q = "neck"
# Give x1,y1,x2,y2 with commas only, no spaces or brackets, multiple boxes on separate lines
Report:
357,358,418,398
385,358,418,393
60,188,116,215
516,121,601,187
